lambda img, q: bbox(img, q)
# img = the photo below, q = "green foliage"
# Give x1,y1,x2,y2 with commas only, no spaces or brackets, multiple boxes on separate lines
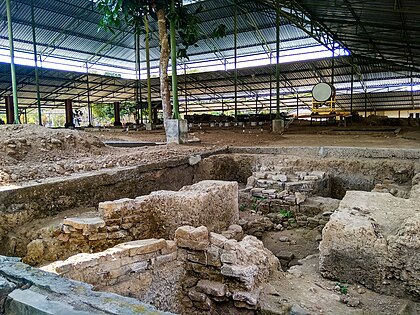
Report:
335,283,348,295
252,196,266,212
92,102,137,124
239,204,246,212
96,0,226,60
92,103,114,121
278,209,293,219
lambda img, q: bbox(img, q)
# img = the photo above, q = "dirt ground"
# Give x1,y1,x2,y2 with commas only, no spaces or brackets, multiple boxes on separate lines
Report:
93,123,420,148
1,123,420,185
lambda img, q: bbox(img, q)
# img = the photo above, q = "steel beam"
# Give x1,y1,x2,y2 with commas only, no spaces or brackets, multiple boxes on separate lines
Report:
5,0,19,124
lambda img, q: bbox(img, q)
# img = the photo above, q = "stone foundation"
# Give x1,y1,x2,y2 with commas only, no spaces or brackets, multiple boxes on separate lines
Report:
319,175,420,301
43,225,279,314
0,256,171,315
24,180,239,265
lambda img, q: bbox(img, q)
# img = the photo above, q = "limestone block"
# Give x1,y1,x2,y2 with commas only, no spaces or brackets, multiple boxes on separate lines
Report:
221,252,237,264
98,198,133,220
232,290,259,306
107,230,128,239
220,264,258,283
196,279,227,297
151,252,178,268
272,174,288,182
295,192,306,205
285,181,313,193
25,239,45,265
310,171,326,179
128,261,149,273
209,232,228,248
162,240,177,255
0,277,15,313
115,239,167,257
206,246,222,267
62,217,105,230
6,289,92,315
319,190,420,300
175,226,209,250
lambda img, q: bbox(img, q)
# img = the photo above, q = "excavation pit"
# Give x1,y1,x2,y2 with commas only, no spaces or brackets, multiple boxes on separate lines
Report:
0,146,419,314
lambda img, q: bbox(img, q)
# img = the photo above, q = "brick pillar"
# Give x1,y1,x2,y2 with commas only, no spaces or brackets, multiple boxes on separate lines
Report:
64,99,75,128
114,101,122,126
5,95,14,124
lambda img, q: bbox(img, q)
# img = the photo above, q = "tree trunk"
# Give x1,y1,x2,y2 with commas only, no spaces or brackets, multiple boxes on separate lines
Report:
157,8,171,122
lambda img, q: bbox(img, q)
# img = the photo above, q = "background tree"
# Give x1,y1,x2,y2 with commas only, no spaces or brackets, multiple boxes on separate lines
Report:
96,0,225,124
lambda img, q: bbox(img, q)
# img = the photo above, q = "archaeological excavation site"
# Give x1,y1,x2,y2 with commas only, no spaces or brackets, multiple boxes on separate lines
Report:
0,124,419,315
0,0,419,314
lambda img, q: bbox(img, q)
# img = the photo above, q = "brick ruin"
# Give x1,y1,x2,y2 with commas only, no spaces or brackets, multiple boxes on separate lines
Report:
1,148,419,314
42,225,279,314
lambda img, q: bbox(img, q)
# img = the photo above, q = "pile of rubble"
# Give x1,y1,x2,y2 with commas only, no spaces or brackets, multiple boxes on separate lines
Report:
239,170,340,236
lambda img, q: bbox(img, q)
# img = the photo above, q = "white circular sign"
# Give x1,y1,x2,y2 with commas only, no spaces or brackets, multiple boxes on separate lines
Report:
312,82,334,102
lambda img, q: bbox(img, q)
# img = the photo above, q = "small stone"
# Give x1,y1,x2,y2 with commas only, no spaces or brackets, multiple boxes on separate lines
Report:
290,304,310,315
295,192,306,205
275,251,294,261
196,280,227,297
50,138,62,145
175,226,209,251
220,252,237,264
356,286,366,294
188,288,207,302
209,232,228,248
115,238,166,256
309,171,325,179
189,155,201,166
347,297,360,307
278,236,289,242
272,174,288,182
232,291,259,306
254,172,267,179
262,189,277,195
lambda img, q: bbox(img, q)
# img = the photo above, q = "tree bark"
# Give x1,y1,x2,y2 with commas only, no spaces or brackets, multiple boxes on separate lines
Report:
157,8,171,122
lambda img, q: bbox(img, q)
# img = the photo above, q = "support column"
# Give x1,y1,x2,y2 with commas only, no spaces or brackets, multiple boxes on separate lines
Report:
364,92,367,118
114,101,122,126
5,95,14,124
350,65,354,114
144,15,152,124
275,0,281,119
184,64,188,115
255,95,258,115
331,41,335,86
86,63,93,127
6,0,19,124
234,0,238,120
31,0,41,125
170,0,179,119
135,31,143,125
64,99,74,128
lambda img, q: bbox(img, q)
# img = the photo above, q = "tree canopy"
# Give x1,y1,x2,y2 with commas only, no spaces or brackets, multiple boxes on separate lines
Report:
96,0,226,123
